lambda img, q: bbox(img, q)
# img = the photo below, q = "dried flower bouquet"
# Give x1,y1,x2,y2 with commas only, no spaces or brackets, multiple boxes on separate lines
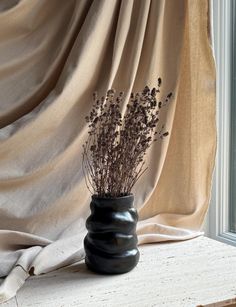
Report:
83,78,172,274
82,78,172,198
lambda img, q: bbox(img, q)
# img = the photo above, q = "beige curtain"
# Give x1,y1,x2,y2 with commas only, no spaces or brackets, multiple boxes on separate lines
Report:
0,0,215,303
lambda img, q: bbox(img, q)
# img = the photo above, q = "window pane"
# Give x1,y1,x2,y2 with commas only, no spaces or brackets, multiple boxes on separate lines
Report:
230,4,236,233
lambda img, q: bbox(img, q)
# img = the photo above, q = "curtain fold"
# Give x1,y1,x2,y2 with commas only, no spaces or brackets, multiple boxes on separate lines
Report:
0,0,215,303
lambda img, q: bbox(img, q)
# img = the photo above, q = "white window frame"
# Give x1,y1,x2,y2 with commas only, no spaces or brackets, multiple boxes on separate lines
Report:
209,0,236,246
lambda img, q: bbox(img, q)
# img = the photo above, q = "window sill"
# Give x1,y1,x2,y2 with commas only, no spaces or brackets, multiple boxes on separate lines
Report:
2,236,236,307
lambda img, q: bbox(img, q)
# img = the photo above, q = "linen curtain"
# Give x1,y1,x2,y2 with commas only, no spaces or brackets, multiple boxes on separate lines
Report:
0,0,215,303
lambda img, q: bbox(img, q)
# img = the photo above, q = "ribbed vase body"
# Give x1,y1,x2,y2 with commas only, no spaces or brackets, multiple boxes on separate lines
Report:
84,194,140,274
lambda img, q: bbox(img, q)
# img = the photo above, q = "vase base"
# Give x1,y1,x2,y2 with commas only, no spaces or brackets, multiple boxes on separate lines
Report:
84,250,140,275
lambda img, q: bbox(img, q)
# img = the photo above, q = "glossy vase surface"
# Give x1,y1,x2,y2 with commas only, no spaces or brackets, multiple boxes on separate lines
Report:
84,194,140,274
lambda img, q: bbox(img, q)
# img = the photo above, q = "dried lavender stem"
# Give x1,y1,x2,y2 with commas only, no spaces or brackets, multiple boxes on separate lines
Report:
82,79,172,197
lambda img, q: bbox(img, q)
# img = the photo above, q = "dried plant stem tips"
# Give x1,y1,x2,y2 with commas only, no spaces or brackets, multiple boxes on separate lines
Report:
82,78,172,198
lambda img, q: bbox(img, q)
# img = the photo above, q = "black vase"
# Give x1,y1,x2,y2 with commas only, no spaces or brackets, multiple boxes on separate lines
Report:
84,194,140,274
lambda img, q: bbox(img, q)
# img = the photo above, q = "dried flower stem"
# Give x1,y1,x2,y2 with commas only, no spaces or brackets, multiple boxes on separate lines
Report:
82,78,172,198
